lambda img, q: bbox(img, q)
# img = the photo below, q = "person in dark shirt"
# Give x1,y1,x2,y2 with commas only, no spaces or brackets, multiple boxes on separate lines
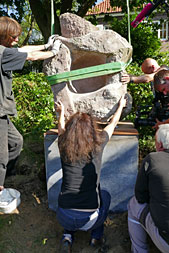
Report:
0,16,61,191
55,96,126,252
153,69,169,129
128,124,169,253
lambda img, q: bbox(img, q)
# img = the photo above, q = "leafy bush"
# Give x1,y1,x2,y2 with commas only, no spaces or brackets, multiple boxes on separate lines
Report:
109,14,161,63
12,72,56,137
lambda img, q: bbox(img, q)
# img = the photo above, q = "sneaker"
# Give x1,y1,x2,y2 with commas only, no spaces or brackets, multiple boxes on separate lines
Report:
60,239,72,253
90,237,109,253
90,237,106,247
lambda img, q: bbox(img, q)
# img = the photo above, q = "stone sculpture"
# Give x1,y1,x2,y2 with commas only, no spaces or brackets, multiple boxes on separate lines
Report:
43,12,133,121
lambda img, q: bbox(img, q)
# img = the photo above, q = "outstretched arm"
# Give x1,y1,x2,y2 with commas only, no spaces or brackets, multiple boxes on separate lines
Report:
153,118,169,130
55,101,65,135
130,73,155,83
104,95,126,139
121,73,155,84
18,36,61,61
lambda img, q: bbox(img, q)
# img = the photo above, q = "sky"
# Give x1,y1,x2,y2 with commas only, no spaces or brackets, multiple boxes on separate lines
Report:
96,0,103,4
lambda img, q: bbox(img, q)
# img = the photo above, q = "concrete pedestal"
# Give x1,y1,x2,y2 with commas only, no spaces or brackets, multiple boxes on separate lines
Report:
44,122,139,213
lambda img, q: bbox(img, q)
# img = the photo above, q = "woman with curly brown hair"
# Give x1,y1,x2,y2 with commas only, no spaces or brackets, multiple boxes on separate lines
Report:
55,96,126,253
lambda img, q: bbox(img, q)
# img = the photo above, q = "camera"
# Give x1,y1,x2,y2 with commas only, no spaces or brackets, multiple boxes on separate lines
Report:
134,91,169,127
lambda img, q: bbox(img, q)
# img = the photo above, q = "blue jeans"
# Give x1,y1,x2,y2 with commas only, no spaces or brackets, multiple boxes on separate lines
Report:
56,190,111,241
0,116,23,185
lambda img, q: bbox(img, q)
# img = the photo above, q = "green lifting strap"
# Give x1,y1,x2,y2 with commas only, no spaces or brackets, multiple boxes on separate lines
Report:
46,60,131,86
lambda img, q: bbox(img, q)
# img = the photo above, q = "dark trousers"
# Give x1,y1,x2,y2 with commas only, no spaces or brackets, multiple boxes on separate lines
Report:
0,116,23,186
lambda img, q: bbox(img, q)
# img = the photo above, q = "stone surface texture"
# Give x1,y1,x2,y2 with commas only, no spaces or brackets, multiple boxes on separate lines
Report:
43,13,133,121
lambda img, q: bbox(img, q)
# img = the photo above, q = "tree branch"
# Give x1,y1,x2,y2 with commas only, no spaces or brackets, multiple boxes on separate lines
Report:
22,15,34,46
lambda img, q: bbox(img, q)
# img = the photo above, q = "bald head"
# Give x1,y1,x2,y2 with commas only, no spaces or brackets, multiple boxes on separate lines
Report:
141,58,160,74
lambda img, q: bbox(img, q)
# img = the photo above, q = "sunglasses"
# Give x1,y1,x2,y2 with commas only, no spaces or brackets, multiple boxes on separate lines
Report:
10,35,18,39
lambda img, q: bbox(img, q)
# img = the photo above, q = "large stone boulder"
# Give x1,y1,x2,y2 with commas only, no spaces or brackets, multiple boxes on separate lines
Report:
43,13,133,121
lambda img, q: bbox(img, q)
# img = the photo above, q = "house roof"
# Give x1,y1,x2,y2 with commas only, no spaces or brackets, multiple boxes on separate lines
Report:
86,0,122,15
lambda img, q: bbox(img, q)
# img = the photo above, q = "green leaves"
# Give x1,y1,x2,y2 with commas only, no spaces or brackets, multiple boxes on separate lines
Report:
12,72,56,137
109,14,161,63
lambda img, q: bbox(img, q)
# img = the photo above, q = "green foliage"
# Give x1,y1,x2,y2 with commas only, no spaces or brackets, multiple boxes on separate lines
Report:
110,0,166,13
110,0,147,12
139,134,156,161
109,14,161,63
12,72,56,137
153,51,169,66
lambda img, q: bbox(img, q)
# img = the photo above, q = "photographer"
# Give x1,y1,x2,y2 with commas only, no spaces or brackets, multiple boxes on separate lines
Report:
153,69,169,129
121,58,169,128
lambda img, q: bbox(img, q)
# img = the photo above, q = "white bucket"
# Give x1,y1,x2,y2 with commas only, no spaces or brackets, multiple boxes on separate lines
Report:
0,188,21,213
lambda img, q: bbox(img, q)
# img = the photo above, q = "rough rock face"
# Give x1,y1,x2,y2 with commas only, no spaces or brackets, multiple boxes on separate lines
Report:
43,12,133,121
60,12,99,38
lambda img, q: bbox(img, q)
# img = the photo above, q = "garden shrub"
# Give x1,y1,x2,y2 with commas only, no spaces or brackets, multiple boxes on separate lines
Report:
109,14,161,63
12,72,56,137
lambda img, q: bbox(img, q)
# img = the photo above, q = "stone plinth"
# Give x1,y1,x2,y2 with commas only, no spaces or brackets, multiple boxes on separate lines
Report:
44,122,138,213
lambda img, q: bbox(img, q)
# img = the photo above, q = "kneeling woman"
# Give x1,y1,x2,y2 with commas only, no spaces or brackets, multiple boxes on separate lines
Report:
56,96,126,252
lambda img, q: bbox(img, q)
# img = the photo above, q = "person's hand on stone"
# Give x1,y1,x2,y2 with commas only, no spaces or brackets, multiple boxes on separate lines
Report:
51,40,62,56
121,73,130,84
55,101,64,114
0,186,4,192
44,34,59,50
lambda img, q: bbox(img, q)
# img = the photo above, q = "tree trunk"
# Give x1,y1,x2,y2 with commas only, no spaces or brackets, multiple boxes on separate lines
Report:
28,0,97,41
29,0,53,41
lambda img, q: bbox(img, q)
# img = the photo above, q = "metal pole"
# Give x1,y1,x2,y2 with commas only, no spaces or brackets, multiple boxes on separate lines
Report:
51,0,54,35
126,0,131,44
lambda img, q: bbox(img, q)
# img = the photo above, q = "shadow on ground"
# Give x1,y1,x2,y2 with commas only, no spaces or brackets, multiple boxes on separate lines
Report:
0,139,161,253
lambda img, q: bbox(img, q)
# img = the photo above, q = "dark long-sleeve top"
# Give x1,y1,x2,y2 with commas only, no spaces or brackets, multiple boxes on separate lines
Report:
135,150,169,242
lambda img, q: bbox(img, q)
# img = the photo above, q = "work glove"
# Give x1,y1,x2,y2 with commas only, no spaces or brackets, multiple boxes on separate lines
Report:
51,40,62,56
44,35,58,49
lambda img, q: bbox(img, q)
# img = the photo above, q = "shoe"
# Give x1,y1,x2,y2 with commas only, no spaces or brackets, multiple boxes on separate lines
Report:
90,237,109,253
60,239,72,253
90,237,106,247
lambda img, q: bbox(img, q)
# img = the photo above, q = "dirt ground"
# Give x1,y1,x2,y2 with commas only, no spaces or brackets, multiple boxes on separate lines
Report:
0,138,161,253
